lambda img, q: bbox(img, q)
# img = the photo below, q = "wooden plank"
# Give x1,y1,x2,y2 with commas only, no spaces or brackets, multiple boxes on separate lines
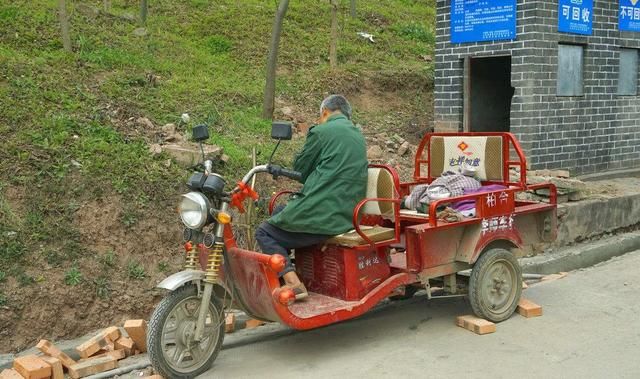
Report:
123,320,147,353
13,355,51,379
40,356,63,379
36,340,76,369
517,298,543,318
456,315,496,335
68,356,118,379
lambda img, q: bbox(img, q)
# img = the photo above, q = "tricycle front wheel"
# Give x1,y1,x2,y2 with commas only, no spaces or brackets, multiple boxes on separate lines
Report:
148,284,225,379
468,248,522,322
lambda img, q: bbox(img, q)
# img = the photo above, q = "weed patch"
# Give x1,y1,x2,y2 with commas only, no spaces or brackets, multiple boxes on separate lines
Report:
127,261,146,280
64,266,83,286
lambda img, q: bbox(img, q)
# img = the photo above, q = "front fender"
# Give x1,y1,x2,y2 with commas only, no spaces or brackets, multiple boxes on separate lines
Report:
156,270,205,291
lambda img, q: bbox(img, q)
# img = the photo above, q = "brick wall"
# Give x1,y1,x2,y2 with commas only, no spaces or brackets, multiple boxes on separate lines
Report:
435,0,640,175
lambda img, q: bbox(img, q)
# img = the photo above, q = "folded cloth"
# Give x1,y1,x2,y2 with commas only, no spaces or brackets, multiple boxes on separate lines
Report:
404,171,481,210
437,207,464,223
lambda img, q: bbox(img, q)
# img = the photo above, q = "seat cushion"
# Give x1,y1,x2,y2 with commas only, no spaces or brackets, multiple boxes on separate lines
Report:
327,225,395,247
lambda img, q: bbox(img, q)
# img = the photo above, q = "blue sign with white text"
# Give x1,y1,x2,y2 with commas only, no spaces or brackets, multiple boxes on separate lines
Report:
619,0,640,32
450,0,517,44
558,0,593,35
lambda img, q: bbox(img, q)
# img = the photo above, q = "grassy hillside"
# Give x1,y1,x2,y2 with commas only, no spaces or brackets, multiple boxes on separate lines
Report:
0,0,435,351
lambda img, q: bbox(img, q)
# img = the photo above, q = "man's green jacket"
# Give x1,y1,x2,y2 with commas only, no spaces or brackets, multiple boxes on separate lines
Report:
268,114,368,235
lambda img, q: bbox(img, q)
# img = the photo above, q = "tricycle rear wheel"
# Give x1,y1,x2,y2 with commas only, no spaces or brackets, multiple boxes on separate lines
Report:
468,248,522,322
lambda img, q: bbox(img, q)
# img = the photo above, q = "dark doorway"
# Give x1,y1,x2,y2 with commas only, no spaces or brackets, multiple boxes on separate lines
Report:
465,56,513,132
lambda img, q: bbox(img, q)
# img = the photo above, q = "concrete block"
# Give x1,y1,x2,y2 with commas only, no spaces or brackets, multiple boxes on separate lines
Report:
455,315,496,335
40,357,63,379
555,194,640,246
517,298,543,318
68,357,118,379
123,320,147,353
36,340,76,369
13,356,51,379
0,369,24,379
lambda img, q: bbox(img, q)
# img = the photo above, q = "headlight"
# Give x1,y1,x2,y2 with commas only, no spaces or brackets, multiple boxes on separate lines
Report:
179,192,210,229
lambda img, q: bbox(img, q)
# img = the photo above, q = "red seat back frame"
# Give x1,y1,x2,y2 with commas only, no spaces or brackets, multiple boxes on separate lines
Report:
351,164,402,247
413,132,528,188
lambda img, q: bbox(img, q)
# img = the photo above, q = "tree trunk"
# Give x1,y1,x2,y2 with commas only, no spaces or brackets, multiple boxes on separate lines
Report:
329,0,338,71
58,0,72,52
140,0,148,25
350,0,356,18
261,0,290,120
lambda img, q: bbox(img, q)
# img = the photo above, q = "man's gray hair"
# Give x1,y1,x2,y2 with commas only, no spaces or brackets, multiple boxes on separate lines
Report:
320,94,352,120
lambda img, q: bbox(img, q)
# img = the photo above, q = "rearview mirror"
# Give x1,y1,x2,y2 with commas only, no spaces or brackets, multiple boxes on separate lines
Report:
192,124,209,142
271,122,292,141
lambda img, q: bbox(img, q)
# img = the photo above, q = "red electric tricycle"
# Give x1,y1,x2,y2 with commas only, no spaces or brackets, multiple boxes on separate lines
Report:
147,123,557,378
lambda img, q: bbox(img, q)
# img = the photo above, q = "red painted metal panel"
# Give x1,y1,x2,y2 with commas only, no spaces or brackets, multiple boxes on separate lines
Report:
296,245,391,301
273,273,417,330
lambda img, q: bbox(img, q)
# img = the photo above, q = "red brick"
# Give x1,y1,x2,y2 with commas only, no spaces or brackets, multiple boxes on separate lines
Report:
114,336,135,357
40,356,63,379
245,319,265,329
0,369,25,379
225,313,236,333
68,356,118,379
36,340,76,369
517,298,543,318
455,315,496,335
79,349,125,362
123,320,147,353
75,327,121,359
13,355,51,379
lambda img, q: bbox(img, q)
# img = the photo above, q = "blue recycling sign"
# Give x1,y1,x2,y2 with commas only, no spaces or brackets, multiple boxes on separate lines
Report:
619,0,640,32
450,0,517,44
558,0,593,35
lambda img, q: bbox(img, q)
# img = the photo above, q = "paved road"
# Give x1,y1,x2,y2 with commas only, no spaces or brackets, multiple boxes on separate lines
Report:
203,250,640,379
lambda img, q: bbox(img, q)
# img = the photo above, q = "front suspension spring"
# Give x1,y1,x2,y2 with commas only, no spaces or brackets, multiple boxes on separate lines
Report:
205,242,224,283
185,244,198,270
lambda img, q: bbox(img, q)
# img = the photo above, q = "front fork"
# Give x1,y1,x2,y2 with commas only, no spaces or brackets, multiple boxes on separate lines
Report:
194,202,229,342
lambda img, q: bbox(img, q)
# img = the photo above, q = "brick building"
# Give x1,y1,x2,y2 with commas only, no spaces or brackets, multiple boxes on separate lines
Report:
434,0,640,175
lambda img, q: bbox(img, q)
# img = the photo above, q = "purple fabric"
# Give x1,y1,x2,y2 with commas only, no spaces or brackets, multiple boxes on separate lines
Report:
451,185,508,212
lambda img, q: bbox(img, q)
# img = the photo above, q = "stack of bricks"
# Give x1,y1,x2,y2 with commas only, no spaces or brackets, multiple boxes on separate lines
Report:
0,319,150,379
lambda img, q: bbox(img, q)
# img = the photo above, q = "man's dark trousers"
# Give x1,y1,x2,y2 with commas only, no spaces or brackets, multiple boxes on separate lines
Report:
255,206,331,277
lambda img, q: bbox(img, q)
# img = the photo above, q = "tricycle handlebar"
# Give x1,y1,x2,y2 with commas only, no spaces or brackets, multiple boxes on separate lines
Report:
237,164,302,191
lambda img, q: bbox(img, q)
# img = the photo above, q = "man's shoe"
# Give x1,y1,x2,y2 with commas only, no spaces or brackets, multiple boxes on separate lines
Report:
284,283,309,300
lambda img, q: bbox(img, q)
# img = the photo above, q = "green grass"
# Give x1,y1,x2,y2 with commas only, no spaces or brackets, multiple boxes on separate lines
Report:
0,0,434,284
